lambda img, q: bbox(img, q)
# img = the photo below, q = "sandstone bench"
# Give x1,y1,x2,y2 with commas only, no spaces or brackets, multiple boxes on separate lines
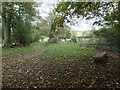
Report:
93,52,108,63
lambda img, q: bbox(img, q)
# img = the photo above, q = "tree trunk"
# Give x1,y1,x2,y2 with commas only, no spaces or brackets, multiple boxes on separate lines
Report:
2,13,11,47
118,1,120,53
3,17,10,47
2,2,14,47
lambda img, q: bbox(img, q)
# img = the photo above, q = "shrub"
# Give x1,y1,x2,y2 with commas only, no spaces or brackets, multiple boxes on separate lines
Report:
48,38,58,44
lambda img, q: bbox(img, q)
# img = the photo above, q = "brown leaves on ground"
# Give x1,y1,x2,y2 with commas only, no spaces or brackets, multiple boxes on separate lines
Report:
2,49,120,88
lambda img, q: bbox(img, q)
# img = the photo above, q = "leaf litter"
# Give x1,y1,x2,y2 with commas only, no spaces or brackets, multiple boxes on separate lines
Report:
2,49,120,88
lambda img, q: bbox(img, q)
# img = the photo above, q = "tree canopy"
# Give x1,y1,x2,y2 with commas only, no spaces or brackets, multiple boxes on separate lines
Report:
54,1,120,52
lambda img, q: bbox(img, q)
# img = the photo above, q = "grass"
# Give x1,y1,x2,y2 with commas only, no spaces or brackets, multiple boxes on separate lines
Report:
43,43,97,76
43,43,96,61
2,42,46,57
2,42,96,60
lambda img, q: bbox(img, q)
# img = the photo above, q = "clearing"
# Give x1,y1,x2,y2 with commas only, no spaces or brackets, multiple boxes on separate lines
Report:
2,42,120,88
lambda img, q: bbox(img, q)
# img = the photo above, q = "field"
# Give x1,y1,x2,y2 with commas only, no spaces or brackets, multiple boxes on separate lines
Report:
2,42,120,88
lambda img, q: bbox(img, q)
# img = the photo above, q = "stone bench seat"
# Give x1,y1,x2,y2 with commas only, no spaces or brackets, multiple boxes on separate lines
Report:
93,52,108,62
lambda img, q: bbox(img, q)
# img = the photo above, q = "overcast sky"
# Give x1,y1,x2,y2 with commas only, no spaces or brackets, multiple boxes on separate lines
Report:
36,1,101,31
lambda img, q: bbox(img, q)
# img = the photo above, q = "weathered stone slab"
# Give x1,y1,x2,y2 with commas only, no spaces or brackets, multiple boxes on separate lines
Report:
93,52,107,62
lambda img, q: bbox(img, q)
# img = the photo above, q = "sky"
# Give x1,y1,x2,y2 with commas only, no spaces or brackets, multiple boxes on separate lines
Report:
36,1,101,32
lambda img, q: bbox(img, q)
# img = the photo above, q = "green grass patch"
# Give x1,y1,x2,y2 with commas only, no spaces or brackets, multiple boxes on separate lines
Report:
43,43,96,61
2,42,96,60
43,43,96,75
2,42,46,57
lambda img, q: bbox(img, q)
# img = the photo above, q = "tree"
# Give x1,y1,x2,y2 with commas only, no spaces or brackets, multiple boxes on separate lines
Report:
55,24,71,40
46,1,66,38
93,27,118,51
55,2,115,24
117,1,120,53
2,2,14,47
55,1,120,52
93,2,120,52
12,16,32,46
2,2,36,47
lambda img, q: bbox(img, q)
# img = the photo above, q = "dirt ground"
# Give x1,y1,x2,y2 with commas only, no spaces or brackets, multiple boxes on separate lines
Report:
2,48,120,89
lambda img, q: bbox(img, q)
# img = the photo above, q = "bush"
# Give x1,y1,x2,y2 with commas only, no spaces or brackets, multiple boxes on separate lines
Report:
12,17,32,47
71,38,77,43
32,34,40,42
48,38,58,44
